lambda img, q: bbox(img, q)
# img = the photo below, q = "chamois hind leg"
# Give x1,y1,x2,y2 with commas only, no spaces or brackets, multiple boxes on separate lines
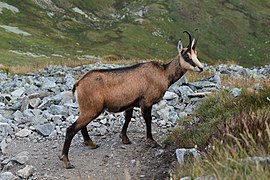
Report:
141,106,158,148
81,126,98,149
60,113,99,169
120,108,133,144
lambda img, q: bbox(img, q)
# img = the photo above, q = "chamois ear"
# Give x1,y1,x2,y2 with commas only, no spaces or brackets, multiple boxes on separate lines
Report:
177,39,183,54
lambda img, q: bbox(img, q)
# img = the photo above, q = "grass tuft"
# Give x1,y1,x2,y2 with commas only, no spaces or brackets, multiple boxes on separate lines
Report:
171,83,270,179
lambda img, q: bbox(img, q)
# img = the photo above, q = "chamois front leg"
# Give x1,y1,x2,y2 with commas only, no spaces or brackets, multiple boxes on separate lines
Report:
141,106,158,148
120,108,133,144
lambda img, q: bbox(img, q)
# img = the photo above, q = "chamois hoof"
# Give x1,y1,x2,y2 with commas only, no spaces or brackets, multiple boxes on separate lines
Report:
122,138,132,144
59,154,75,169
147,139,159,148
64,162,75,169
84,140,99,149
119,133,131,144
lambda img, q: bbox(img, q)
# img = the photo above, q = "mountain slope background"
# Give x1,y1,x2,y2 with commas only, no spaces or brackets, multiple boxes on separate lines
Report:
0,0,269,67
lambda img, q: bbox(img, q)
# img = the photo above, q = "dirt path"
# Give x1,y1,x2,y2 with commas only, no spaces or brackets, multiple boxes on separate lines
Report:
5,122,176,180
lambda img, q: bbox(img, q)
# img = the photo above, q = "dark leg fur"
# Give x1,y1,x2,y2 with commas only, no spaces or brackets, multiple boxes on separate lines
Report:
60,113,99,169
60,122,79,169
141,106,158,147
120,108,133,144
81,126,98,148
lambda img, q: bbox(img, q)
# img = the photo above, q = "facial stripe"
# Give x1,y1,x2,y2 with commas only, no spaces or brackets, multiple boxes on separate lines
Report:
182,52,196,67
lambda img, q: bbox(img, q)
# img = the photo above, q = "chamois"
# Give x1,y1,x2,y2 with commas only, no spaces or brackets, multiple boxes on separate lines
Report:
60,30,204,169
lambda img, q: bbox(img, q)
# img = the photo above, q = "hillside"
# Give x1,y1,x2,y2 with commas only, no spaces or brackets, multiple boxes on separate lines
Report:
0,0,269,66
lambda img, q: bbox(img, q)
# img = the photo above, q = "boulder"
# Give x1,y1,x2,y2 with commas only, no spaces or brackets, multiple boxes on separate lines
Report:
0,172,17,180
11,151,29,165
17,165,35,179
34,123,55,136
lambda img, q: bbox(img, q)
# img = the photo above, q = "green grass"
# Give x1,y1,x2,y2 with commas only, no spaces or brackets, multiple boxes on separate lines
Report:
0,0,269,66
169,84,270,179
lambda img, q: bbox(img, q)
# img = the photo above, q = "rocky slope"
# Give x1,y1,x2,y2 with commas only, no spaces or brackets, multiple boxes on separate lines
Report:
0,62,269,179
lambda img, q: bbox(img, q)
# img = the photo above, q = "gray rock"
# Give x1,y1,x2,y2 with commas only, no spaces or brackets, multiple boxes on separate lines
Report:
41,77,57,90
230,88,242,97
99,125,108,136
0,114,11,124
194,176,216,180
15,129,32,137
17,165,35,179
52,91,73,105
29,98,41,108
37,96,54,110
157,105,170,120
158,120,166,126
216,64,230,74
66,115,76,124
10,98,22,110
49,105,66,116
31,109,47,125
201,75,221,86
20,96,30,111
0,172,17,180
176,86,194,101
52,115,63,125
239,68,251,77
13,110,25,123
176,148,201,164
0,122,12,137
245,156,270,165
11,151,29,165
0,102,5,107
11,87,25,97
169,76,188,92
0,138,8,154
180,177,191,180
42,110,53,120
188,81,218,90
34,123,55,136
154,149,164,157
177,112,188,119
163,91,179,106
0,94,12,104
100,118,107,125
23,109,34,118
163,91,178,100
91,121,101,128
64,73,74,90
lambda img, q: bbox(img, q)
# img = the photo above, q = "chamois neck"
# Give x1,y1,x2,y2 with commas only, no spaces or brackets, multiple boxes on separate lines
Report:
165,55,186,86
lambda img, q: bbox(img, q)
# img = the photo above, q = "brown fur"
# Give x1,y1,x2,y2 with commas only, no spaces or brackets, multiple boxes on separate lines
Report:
75,60,183,114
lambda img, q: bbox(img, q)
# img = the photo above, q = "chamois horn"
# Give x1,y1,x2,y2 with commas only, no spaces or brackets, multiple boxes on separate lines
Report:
183,31,192,51
193,29,200,50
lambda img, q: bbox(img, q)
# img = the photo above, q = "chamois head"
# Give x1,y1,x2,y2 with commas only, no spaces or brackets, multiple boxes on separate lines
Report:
177,29,203,72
